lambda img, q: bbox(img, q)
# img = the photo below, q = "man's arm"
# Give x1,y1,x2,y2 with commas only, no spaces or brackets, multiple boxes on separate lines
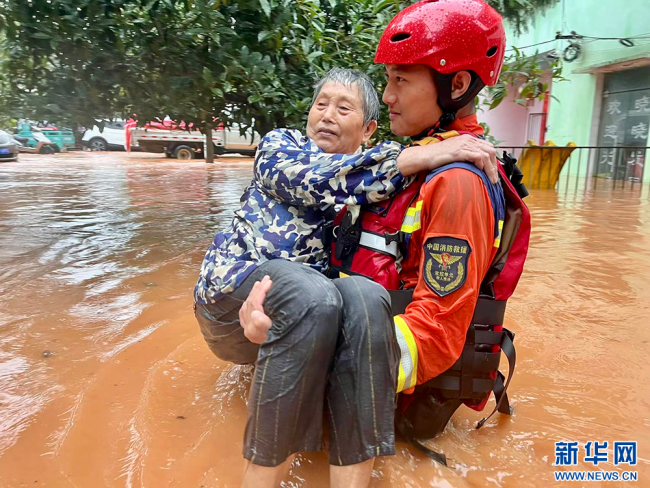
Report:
254,129,498,208
254,129,410,207
397,135,498,181
395,169,496,393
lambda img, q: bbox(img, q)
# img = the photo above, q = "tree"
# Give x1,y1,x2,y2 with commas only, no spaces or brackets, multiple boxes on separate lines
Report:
486,0,559,36
0,0,561,158
115,0,408,158
0,0,132,134
0,31,15,129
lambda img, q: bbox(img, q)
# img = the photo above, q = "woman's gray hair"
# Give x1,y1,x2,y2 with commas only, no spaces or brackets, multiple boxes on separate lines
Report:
311,68,380,125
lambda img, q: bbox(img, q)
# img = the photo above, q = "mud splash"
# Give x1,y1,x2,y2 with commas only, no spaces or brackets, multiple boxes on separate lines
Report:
0,152,649,487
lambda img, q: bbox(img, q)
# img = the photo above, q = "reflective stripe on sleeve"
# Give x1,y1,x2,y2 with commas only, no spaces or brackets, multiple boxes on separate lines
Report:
394,315,418,392
494,219,504,248
401,200,423,234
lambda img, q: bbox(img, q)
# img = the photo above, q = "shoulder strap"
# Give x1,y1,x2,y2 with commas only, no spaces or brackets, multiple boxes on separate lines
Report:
425,162,505,240
476,328,516,428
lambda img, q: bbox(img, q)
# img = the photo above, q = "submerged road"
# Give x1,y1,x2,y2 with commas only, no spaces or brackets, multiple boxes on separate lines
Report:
1,151,649,487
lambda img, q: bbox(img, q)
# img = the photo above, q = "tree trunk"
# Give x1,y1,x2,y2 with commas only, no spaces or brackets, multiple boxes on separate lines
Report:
204,120,214,164
258,118,275,139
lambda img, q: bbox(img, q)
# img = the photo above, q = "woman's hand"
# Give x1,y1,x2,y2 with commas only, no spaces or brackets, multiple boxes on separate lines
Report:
397,135,499,183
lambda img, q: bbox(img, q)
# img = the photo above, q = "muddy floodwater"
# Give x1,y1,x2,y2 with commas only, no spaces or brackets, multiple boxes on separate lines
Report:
1,151,649,487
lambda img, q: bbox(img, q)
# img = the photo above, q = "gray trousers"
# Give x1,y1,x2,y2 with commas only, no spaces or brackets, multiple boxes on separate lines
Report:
195,259,399,467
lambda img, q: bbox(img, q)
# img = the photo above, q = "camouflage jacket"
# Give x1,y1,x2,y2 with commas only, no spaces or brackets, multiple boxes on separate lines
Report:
194,128,410,305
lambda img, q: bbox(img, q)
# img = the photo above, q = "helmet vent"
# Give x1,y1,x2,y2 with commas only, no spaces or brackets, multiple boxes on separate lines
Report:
390,33,411,43
486,46,498,57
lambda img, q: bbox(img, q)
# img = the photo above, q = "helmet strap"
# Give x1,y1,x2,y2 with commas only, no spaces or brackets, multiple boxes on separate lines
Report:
439,112,457,128
433,71,485,129
410,116,457,141
411,122,444,141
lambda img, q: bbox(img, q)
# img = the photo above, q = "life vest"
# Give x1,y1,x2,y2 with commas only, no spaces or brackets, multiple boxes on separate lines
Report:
328,171,424,289
328,131,476,287
328,136,531,456
397,153,530,441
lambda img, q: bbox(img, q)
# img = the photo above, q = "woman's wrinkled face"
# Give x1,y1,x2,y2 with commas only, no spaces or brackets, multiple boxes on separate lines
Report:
306,81,376,154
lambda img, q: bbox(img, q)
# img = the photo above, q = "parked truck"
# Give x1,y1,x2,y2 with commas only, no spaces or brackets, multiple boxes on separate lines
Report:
125,119,260,159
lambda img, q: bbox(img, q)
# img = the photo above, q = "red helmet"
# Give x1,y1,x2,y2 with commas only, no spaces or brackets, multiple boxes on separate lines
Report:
375,0,506,86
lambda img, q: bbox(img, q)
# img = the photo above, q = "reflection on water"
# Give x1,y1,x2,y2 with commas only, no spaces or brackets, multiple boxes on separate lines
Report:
0,152,649,486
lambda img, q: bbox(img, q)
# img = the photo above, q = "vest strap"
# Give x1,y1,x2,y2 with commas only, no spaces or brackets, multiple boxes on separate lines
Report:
476,328,516,428
422,375,495,395
400,435,448,467
472,298,507,326
444,350,502,374
474,329,505,345
359,230,399,258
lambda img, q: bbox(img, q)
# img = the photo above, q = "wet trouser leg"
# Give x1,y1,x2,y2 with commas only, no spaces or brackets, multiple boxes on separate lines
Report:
195,260,341,466
194,260,399,467
326,276,400,466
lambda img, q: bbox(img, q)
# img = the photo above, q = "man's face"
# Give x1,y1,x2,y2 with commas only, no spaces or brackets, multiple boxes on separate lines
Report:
306,81,376,154
383,64,443,137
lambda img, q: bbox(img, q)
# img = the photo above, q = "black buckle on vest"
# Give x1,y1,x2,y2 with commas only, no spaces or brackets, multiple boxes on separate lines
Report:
334,210,361,261
500,151,529,199
384,231,404,245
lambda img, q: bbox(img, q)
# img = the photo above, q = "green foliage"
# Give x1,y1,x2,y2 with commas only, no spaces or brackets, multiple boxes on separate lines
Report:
486,0,558,35
481,47,566,112
0,0,561,145
479,121,503,146
0,31,13,128
0,0,132,130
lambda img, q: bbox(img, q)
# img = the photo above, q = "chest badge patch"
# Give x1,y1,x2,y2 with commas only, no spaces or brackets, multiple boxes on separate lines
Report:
423,236,472,297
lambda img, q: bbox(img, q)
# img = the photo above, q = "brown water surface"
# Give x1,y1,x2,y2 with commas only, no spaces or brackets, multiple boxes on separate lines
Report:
0,152,649,487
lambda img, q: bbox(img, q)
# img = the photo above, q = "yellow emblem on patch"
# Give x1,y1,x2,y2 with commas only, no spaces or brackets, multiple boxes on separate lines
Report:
423,237,472,297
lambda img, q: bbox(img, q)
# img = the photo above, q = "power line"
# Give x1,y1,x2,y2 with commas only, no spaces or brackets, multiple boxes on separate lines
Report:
581,31,650,40
506,39,557,52
506,32,650,53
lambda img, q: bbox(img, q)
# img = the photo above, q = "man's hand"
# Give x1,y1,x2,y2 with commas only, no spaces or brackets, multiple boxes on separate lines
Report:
239,275,273,344
397,135,499,183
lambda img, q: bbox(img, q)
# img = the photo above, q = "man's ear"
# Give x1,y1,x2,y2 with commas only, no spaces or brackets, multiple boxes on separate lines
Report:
361,120,378,143
451,71,472,100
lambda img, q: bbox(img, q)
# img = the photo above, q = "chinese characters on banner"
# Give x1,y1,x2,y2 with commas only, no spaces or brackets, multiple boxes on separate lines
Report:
597,67,650,180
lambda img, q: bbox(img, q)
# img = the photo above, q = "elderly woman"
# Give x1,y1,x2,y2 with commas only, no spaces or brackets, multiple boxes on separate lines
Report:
194,68,496,487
